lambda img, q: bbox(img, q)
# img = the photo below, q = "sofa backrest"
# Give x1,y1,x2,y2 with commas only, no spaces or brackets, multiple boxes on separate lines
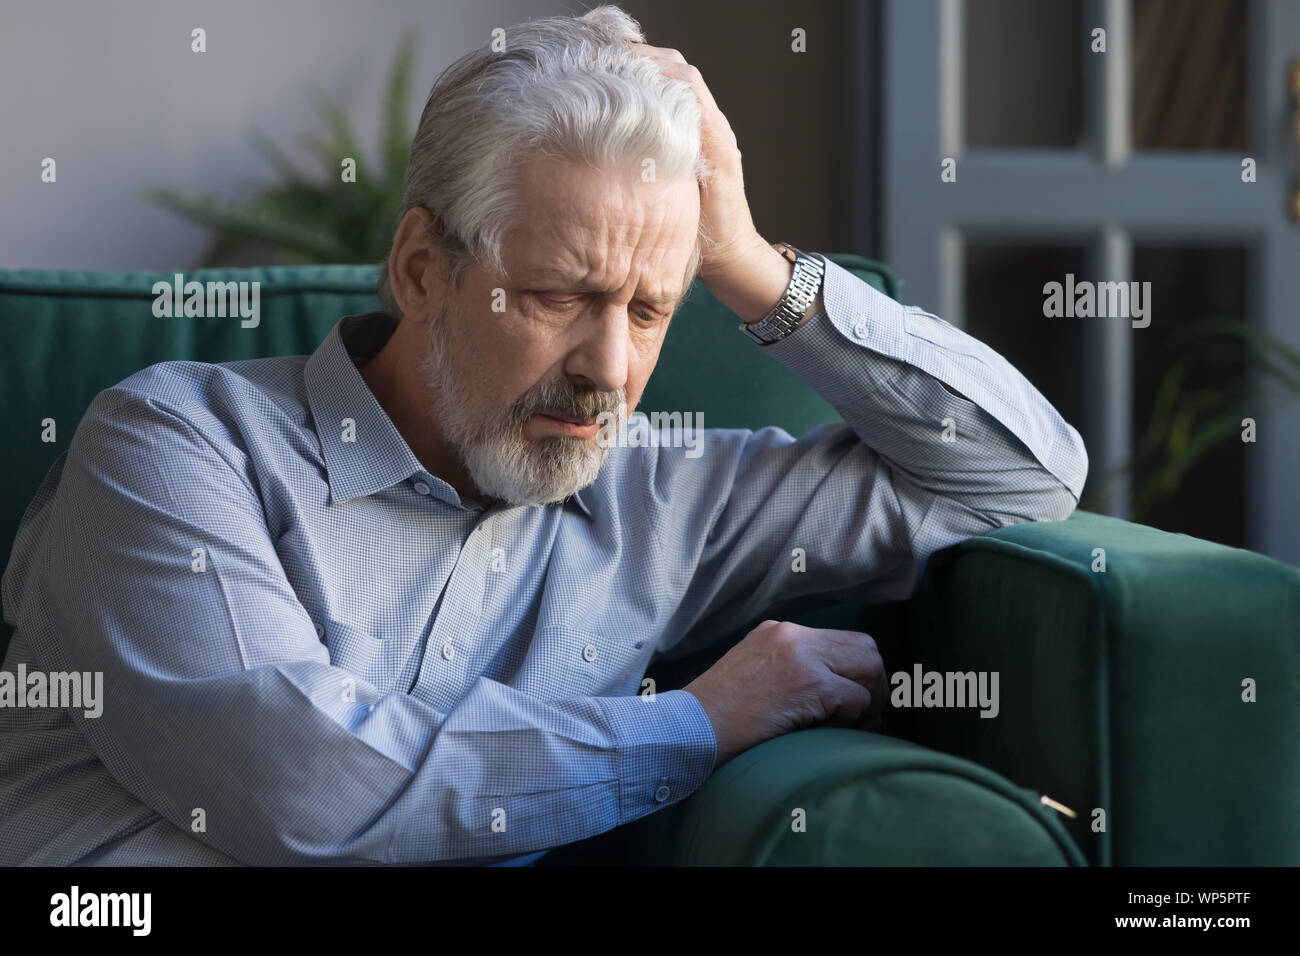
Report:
0,255,898,649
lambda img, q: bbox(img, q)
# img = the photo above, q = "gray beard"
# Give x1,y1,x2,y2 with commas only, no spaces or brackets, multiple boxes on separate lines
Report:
417,305,625,507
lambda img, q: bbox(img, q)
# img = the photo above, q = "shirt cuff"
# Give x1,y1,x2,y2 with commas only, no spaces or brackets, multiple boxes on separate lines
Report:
754,253,909,408
593,688,717,825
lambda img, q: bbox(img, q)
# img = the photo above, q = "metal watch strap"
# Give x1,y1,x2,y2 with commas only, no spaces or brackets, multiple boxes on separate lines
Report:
739,242,825,345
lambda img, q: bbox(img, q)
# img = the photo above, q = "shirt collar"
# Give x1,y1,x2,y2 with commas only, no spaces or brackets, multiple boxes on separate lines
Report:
304,313,424,505
303,312,593,518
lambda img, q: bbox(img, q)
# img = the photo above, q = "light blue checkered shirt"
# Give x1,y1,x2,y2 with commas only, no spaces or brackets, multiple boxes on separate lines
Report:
0,254,1087,865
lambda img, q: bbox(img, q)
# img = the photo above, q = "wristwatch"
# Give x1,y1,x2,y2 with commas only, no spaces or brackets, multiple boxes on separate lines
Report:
739,242,825,346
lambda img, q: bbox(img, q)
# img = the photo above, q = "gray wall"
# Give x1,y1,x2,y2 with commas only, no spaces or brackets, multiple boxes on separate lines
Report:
1,0,868,271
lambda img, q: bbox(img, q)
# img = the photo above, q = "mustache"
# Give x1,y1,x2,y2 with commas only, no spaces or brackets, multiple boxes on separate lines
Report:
516,381,625,422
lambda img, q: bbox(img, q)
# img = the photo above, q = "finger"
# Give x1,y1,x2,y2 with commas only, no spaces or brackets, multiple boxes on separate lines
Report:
862,672,889,724
815,629,886,686
625,41,686,64
824,675,875,727
768,622,884,687
625,43,721,113
672,63,720,113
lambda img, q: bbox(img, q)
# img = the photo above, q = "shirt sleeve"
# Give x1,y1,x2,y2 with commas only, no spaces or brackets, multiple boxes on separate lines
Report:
644,253,1090,658
10,388,716,865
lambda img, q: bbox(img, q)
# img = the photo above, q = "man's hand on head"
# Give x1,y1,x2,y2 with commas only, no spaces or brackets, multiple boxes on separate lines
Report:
625,42,797,324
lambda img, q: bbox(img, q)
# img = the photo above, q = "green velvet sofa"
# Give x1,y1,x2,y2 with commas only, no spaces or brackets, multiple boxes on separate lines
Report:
2,257,1296,867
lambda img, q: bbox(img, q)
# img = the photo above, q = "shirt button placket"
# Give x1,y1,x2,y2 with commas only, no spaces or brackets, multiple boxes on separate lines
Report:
414,514,492,693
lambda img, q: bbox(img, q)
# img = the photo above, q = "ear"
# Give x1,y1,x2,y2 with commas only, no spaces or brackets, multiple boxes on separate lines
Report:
388,207,445,324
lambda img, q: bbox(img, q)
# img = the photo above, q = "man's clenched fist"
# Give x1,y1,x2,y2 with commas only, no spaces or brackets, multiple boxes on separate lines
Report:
683,620,888,769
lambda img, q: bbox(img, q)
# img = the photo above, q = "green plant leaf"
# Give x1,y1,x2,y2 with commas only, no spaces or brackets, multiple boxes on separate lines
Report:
1101,311,1300,520
139,188,354,261
1187,317,1300,375
143,31,417,266
304,82,365,178
244,125,312,184
1131,411,1246,519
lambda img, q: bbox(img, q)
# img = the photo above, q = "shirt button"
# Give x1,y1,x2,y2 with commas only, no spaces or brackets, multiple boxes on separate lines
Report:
653,784,672,803
314,622,325,637
852,319,870,340
441,643,455,661
413,481,432,496
582,643,598,663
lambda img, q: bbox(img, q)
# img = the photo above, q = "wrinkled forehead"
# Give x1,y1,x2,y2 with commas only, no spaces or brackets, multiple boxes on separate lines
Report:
505,156,701,289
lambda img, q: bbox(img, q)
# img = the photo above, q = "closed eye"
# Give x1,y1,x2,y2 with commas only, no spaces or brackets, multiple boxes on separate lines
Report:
524,291,580,309
525,291,662,325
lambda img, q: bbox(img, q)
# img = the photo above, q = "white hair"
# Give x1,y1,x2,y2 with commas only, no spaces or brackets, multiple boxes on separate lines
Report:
377,4,709,318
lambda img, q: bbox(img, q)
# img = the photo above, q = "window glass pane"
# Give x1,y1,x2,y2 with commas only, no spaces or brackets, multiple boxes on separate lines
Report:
964,0,1085,148
964,241,1088,478
1132,0,1248,150
1131,246,1248,547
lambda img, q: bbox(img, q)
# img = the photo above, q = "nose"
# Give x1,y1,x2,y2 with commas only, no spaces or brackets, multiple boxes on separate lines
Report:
564,301,630,395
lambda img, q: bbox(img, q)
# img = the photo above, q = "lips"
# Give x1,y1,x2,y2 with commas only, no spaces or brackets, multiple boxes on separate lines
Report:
540,411,597,425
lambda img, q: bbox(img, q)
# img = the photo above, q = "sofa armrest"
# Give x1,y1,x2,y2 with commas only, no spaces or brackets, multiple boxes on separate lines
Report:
897,510,1300,865
566,727,1083,866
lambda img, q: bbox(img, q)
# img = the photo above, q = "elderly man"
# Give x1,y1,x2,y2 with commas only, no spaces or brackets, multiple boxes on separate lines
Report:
0,5,1086,865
